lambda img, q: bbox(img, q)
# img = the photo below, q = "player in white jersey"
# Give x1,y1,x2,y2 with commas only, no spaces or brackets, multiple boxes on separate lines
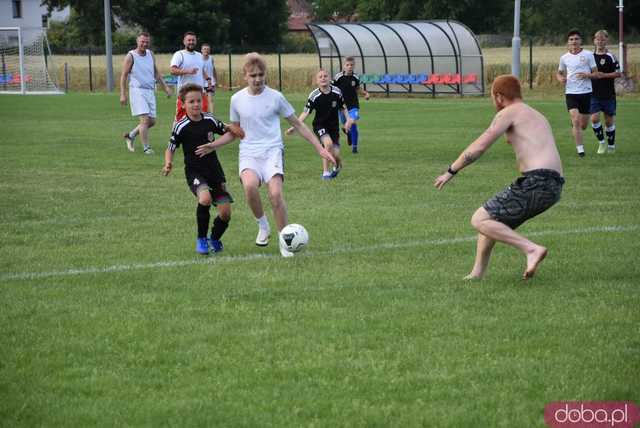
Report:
170,31,209,121
201,43,217,114
119,32,172,154
203,53,335,257
556,29,598,157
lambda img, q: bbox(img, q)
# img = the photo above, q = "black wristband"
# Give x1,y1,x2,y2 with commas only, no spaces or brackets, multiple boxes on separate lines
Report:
447,165,457,175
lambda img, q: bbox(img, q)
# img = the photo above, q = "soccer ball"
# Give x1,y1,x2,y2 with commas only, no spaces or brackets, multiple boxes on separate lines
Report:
279,224,309,253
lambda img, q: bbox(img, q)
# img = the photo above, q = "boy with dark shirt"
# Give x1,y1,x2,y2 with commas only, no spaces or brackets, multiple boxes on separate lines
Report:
287,69,353,179
162,83,244,255
331,57,369,153
590,30,622,154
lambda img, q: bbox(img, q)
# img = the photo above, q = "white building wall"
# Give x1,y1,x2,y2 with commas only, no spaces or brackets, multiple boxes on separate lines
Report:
0,0,69,29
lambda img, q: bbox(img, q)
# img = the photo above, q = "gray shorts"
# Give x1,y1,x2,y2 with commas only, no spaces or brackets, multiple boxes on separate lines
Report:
483,169,565,229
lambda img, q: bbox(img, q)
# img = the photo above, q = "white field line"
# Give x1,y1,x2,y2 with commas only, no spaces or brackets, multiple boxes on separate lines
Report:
0,225,637,282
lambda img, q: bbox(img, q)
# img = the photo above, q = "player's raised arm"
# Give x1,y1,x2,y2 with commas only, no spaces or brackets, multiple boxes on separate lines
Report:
285,114,335,164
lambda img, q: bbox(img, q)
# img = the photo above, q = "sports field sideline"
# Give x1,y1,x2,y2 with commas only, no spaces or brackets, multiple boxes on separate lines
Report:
0,91,638,426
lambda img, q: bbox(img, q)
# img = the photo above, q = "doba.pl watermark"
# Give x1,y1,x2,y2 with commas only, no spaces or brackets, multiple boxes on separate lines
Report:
545,402,640,428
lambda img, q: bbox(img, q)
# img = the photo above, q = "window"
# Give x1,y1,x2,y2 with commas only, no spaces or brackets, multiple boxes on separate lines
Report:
12,0,22,18
42,15,49,28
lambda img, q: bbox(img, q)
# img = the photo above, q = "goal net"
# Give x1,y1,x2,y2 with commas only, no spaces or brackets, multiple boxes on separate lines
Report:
0,27,63,95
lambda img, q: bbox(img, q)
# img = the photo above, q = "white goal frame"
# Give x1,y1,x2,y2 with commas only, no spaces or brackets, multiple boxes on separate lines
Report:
0,26,63,95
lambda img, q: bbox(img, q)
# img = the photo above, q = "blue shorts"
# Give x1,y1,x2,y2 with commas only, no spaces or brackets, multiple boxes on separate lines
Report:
589,97,616,116
339,108,360,124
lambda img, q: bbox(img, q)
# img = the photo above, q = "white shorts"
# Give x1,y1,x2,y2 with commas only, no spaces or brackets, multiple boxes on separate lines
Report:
239,148,284,184
129,87,156,118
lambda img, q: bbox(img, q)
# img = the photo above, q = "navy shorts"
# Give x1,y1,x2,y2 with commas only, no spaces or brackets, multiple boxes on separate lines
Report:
589,97,616,116
565,93,591,114
483,169,564,229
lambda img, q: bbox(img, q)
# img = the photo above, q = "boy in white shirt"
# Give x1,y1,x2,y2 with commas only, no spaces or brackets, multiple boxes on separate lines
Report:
556,29,599,157
205,53,335,257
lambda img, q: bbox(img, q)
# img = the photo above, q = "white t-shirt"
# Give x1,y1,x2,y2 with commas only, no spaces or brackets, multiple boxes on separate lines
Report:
230,86,295,157
170,50,205,89
558,49,597,94
202,56,216,86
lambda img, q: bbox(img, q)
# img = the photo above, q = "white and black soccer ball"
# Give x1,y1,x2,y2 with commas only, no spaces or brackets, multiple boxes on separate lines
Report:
279,224,309,253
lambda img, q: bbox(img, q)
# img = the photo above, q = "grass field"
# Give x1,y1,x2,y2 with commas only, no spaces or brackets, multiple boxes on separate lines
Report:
0,91,639,427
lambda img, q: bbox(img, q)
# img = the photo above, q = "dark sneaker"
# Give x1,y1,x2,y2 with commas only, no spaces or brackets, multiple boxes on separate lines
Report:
352,147,358,154
209,238,224,253
196,237,209,255
330,165,341,178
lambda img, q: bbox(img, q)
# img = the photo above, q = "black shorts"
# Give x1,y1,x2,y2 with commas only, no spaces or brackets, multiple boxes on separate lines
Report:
185,171,233,205
565,93,592,114
483,169,565,229
315,127,340,147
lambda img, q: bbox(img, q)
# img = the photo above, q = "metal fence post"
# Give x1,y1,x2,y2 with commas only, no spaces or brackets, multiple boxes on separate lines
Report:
227,46,232,91
64,62,68,92
88,46,93,92
278,46,282,92
529,37,533,89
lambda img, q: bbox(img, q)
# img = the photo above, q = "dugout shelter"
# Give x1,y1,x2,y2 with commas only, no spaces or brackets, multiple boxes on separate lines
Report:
307,20,484,96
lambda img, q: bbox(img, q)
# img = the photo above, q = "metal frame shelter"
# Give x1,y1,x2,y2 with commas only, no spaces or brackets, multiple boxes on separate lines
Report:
307,20,484,96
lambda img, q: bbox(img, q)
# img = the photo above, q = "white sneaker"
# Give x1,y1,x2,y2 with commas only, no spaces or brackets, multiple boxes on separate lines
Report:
607,145,616,154
597,141,606,154
279,243,295,258
143,147,154,155
255,227,270,246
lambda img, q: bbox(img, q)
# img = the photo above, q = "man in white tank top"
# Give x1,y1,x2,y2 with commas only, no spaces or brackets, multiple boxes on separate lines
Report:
170,31,209,121
119,32,172,154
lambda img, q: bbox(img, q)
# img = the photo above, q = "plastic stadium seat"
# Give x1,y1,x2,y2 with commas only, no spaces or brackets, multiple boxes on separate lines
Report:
163,74,178,86
443,74,461,85
360,74,373,84
9,74,32,84
378,74,395,84
463,73,478,84
423,74,443,85
395,74,412,84
409,74,427,84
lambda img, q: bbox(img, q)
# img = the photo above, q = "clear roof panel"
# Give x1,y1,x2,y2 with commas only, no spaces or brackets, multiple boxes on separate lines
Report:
307,20,484,95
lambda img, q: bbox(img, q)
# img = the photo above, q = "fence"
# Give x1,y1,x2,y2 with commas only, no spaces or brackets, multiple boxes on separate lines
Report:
53,42,639,93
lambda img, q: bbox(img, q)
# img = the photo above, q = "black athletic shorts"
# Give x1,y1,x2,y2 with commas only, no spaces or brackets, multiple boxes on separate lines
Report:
565,93,592,114
315,127,340,147
185,170,233,205
483,169,564,229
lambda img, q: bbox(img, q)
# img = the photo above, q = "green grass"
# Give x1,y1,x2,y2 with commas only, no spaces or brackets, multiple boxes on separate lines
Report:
0,91,639,427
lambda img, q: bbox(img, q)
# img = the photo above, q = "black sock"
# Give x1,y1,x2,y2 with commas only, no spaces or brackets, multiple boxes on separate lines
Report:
606,127,616,146
211,216,229,240
592,123,605,141
196,204,211,238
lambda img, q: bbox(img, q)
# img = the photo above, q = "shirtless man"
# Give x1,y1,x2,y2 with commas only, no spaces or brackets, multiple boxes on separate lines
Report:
434,75,565,280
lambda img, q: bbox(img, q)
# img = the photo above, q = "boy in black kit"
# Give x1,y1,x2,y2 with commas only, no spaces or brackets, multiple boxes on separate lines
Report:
162,83,244,255
331,57,369,153
287,69,353,180
590,30,622,154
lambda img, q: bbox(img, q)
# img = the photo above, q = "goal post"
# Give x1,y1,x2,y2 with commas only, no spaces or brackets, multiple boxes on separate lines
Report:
0,27,63,95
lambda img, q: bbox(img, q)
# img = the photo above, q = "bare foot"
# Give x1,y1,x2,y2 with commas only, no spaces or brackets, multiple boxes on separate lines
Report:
463,273,482,281
523,246,548,280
